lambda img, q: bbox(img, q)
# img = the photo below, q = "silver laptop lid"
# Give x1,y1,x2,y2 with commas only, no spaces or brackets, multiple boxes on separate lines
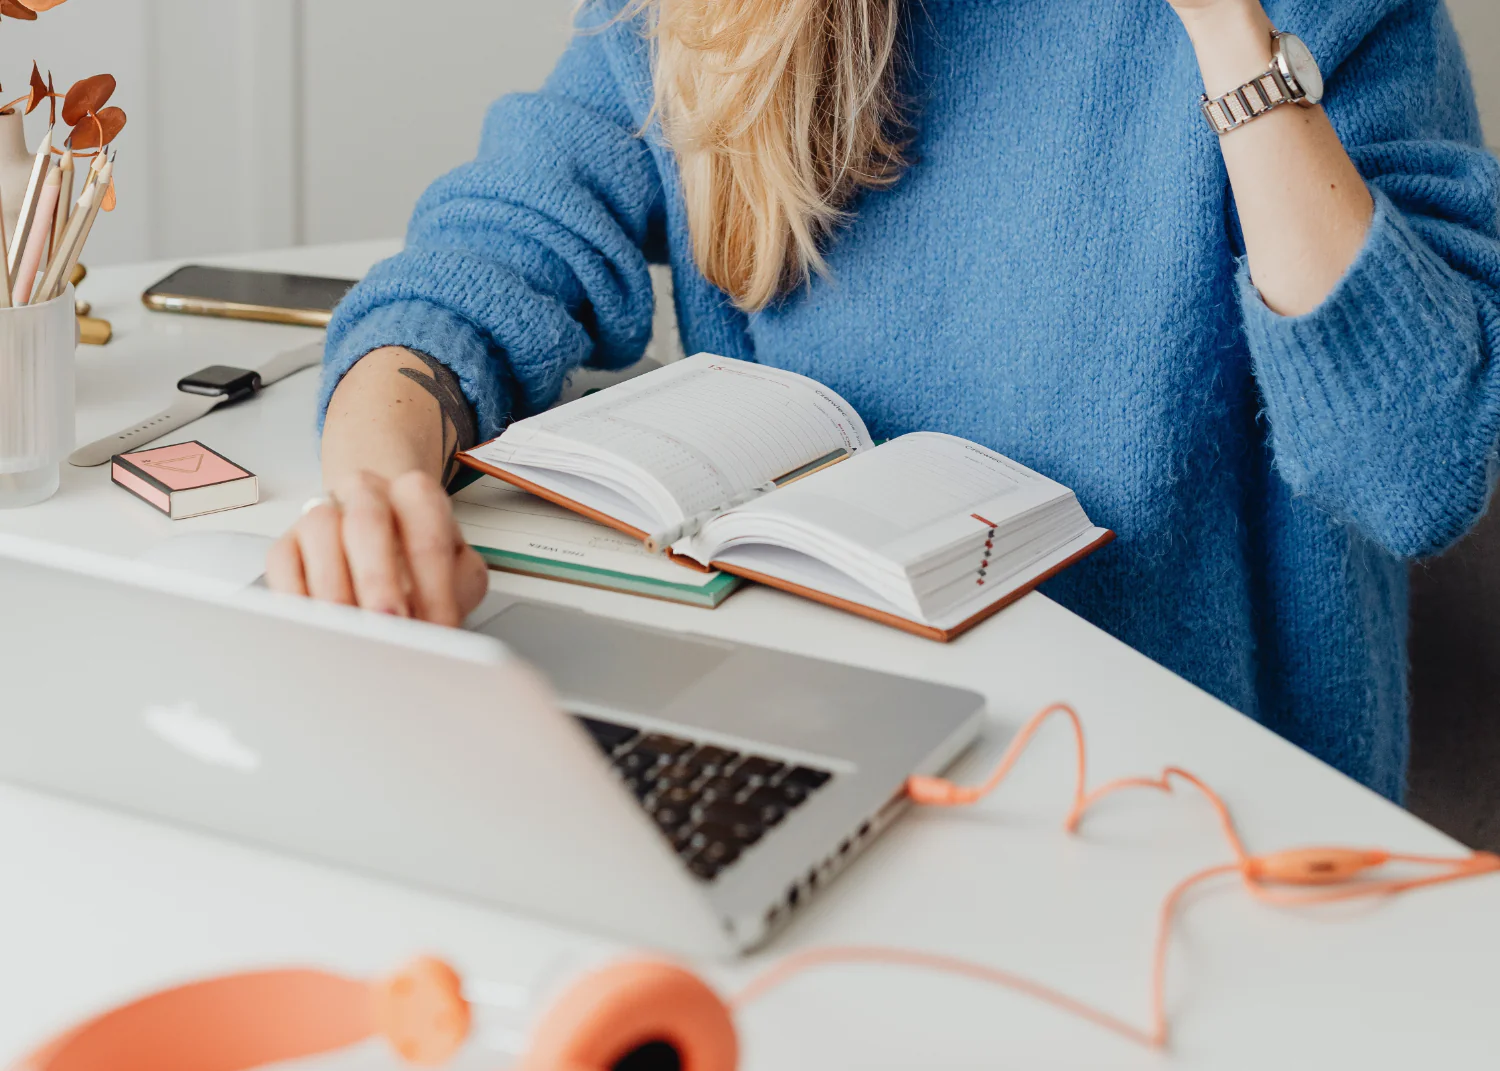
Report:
0,534,731,956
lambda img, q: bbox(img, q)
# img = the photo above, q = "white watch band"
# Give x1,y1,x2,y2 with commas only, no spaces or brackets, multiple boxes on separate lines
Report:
257,339,326,385
68,393,223,468
68,339,325,468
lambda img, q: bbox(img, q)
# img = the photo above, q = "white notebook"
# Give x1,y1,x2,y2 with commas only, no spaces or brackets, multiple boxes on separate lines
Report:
452,475,743,608
460,355,1112,640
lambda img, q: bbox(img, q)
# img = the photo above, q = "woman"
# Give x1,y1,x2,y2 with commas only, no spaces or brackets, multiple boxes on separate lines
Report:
268,0,1500,802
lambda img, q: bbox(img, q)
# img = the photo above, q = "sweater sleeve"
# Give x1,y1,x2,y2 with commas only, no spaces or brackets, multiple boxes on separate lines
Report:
1242,0,1500,560
317,15,663,442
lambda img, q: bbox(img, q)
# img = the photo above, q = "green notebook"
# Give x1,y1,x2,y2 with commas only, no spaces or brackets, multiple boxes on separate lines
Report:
451,474,743,608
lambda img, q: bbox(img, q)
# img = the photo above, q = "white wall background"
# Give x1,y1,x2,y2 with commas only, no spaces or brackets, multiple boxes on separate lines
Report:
1,0,575,265
1449,0,1499,145
0,0,1494,267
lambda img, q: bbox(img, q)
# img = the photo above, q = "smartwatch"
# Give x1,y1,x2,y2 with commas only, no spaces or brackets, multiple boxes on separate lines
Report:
176,364,264,404
68,340,324,467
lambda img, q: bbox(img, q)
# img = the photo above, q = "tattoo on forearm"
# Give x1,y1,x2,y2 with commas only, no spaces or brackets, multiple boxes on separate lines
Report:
397,352,478,486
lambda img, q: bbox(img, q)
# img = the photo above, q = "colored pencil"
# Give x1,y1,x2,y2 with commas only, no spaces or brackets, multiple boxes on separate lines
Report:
6,126,51,278
12,166,60,304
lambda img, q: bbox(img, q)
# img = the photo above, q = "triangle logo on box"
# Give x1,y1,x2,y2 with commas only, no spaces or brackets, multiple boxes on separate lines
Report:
139,451,205,474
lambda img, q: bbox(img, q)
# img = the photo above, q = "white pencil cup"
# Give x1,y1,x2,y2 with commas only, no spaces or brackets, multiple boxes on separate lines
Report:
0,286,75,508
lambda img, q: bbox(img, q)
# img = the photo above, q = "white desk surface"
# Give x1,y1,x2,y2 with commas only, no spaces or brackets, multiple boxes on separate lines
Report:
1,245,1495,1068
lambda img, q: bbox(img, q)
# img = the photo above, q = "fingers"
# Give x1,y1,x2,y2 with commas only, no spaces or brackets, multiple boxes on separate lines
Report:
389,470,463,627
296,501,357,605
454,542,490,620
266,506,356,604
337,472,412,617
265,530,308,595
269,469,488,626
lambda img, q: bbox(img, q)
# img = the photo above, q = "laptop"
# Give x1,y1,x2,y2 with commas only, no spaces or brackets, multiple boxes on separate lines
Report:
0,533,984,956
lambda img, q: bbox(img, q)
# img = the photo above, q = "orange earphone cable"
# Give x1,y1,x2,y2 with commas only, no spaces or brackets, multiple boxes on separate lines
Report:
730,944,1157,1049
734,702,1499,1052
1069,765,1251,862
1243,857,1500,908
906,702,1088,812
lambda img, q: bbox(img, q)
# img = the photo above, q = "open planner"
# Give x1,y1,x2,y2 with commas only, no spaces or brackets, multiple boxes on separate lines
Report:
459,355,1113,641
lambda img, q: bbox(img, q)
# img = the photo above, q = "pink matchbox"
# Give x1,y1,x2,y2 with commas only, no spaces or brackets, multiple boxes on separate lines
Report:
111,441,259,520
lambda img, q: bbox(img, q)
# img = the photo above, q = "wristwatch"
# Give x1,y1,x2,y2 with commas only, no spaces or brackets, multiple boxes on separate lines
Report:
1200,31,1324,135
68,339,324,467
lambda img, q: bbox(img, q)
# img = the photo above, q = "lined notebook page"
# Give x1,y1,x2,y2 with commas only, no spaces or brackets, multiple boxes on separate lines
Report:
496,355,873,518
725,432,1070,562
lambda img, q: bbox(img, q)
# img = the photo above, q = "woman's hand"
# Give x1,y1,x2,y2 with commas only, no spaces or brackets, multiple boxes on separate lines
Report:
267,469,489,627
266,345,489,627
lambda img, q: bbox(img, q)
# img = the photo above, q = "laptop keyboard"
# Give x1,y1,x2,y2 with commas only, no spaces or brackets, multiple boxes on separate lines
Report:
575,715,834,882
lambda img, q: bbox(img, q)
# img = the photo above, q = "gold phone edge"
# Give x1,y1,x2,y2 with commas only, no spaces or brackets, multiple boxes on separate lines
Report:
141,293,333,329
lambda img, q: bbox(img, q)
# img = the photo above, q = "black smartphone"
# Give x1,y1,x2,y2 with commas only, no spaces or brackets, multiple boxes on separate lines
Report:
142,265,359,328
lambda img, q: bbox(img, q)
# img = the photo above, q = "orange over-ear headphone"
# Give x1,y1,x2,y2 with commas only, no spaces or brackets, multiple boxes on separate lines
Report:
11,955,737,1071
12,703,1497,1071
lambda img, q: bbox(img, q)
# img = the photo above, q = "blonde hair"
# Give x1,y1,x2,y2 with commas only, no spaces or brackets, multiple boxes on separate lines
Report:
637,0,907,311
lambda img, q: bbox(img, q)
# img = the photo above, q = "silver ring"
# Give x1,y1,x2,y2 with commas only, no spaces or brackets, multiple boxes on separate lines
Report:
301,493,340,516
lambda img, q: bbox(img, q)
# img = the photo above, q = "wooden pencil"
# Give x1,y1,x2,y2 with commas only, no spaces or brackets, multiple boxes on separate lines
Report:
36,151,105,302
34,182,94,304
50,147,73,263
40,156,110,304
7,126,51,279
13,166,60,304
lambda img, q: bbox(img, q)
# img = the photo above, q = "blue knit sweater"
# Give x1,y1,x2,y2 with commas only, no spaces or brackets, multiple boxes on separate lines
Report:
321,0,1500,801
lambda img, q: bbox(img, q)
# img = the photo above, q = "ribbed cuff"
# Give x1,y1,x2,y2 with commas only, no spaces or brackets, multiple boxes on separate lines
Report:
317,299,512,442
1238,187,1494,556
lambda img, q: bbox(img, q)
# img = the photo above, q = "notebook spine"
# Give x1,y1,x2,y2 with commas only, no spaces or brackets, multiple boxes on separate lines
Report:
644,446,854,554
645,480,777,553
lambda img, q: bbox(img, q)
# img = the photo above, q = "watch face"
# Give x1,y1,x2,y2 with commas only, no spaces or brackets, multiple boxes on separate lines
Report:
1278,34,1323,105
177,365,261,398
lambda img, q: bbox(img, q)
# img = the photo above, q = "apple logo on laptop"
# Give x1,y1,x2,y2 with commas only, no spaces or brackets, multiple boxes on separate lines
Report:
144,701,260,772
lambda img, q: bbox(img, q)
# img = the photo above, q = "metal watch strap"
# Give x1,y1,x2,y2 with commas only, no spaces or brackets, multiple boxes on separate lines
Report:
1201,67,1293,135
67,339,326,468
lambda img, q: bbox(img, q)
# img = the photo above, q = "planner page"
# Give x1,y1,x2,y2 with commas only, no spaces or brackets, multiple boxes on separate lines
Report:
476,355,873,522
716,432,1076,571
710,525,1107,631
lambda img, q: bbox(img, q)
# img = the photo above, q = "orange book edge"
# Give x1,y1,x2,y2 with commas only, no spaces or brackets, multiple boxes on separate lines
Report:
710,530,1115,642
459,448,1115,639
